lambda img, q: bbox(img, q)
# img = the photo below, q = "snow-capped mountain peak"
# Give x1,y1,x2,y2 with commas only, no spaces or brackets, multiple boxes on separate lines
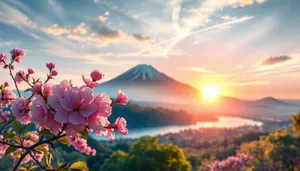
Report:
106,64,175,84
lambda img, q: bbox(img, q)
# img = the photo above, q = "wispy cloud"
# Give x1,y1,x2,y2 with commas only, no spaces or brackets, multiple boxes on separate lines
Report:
47,0,65,18
177,67,213,73
221,81,269,87
0,40,19,47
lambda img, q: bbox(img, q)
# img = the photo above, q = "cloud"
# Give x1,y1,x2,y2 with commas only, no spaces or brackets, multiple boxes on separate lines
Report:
97,16,108,23
177,67,213,73
96,26,127,42
0,40,19,47
132,34,156,43
221,15,237,22
259,55,292,66
228,0,267,7
41,23,88,36
221,81,268,86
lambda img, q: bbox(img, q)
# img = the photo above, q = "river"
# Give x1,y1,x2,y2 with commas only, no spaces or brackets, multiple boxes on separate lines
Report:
93,116,263,140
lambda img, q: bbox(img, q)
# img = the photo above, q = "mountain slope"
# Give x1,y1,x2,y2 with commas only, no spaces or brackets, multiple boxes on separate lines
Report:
95,64,201,103
255,97,298,107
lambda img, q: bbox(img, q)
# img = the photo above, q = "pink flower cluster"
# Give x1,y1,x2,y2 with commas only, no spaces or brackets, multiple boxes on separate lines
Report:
68,136,96,156
0,110,10,122
0,87,16,108
0,48,130,160
210,154,252,171
11,97,31,125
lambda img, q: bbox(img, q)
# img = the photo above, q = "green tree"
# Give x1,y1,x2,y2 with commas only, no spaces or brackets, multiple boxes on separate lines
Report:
292,112,300,134
101,137,192,171
264,129,300,171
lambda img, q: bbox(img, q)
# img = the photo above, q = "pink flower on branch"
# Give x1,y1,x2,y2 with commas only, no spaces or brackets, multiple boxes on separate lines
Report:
15,70,30,84
28,68,35,74
48,80,97,125
10,48,25,63
0,53,7,65
11,97,31,124
46,62,56,70
90,69,104,81
0,88,16,108
117,90,129,105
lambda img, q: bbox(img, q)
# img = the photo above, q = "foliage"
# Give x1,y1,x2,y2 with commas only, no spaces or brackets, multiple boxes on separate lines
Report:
101,137,192,171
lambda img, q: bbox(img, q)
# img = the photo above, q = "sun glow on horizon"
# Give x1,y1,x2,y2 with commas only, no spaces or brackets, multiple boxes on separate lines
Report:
202,84,221,100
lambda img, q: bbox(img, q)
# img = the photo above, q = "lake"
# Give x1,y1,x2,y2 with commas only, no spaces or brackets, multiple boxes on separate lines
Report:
93,116,263,140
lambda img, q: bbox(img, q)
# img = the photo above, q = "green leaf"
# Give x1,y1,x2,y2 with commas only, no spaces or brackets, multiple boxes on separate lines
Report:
12,120,21,134
39,128,54,136
34,145,48,154
58,137,70,147
3,132,17,140
46,152,53,169
70,161,89,171
29,165,38,171
80,129,89,140
18,167,27,171
5,146,18,155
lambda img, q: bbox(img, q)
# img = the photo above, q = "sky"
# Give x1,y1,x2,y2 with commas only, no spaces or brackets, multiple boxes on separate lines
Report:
0,0,300,100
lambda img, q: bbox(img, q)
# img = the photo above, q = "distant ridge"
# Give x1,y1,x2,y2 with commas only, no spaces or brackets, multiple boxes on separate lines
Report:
255,97,297,107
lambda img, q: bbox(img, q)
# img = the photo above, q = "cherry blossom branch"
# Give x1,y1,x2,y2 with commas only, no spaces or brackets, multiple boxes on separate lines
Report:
0,119,13,134
3,61,21,97
12,151,29,171
11,133,66,171
28,151,52,171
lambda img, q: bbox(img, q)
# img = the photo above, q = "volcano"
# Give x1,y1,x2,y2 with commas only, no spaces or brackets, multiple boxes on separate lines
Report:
94,64,201,103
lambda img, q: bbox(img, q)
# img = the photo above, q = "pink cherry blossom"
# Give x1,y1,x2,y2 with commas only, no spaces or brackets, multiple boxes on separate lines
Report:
68,135,96,155
4,82,9,87
43,83,53,96
31,82,42,94
87,94,112,136
28,68,35,74
46,62,56,70
117,90,129,105
0,135,8,159
30,95,63,135
48,80,97,125
15,70,27,84
10,65,14,70
82,75,99,88
0,110,10,122
11,97,31,124
3,65,8,69
51,70,58,76
0,53,7,65
29,133,39,142
90,69,104,81
0,88,16,108
10,48,25,63
114,117,128,135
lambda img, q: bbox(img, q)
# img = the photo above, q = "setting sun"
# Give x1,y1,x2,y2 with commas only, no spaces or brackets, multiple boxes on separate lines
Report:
202,84,221,100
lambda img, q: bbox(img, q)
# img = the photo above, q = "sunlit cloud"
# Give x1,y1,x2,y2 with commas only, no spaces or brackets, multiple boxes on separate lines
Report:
177,67,213,73
221,81,269,86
